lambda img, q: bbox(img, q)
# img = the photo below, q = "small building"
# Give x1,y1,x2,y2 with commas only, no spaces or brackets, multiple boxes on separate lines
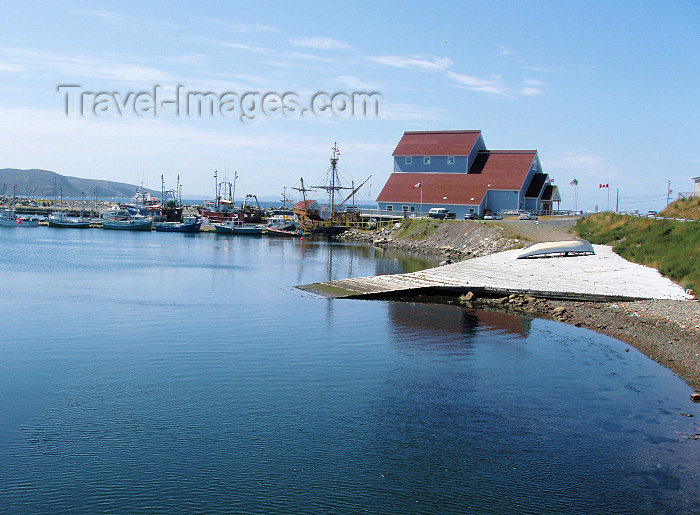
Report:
694,176,700,197
294,199,323,219
376,130,558,218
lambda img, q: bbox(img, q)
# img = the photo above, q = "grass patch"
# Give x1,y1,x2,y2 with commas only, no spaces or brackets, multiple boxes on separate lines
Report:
574,210,700,297
393,219,444,241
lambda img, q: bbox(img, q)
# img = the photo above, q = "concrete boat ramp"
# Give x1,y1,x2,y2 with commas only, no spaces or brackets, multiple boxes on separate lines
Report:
301,245,694,302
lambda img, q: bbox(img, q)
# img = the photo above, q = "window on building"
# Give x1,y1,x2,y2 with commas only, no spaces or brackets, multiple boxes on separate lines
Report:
424,156,430,165
405,157,412,165
448,156,455,165
386,205,393,211
410,206,416,212
402,205,409,212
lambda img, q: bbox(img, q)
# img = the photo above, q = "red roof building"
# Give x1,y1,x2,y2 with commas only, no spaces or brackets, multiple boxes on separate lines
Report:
377,131,558,217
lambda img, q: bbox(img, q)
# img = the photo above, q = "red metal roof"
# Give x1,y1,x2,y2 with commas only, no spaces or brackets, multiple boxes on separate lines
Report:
392,130,482,156
377,151,537,205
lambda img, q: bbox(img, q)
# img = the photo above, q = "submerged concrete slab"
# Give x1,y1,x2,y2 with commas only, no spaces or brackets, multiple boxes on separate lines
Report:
301,245,694,302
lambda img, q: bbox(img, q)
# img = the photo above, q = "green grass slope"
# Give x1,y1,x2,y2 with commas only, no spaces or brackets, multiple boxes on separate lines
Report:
575,210,700,296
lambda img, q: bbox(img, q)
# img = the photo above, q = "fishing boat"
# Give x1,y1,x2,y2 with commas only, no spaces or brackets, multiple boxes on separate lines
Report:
265,225,304,237
214,220,265,235
102,214,153,231
120,187,162,219
154,215,201,233
48,211,92,229
198,172,263,224
0,209,40,227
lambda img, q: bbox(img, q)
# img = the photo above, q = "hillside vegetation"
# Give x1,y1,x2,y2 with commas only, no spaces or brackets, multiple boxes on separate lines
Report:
660,196,700,220
574,209,700,296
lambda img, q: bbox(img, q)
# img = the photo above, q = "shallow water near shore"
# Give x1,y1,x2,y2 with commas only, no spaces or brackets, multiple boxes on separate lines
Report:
1,227,699,513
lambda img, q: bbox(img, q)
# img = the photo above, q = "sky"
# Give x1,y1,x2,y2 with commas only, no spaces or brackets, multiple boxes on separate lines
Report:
0,0,698,212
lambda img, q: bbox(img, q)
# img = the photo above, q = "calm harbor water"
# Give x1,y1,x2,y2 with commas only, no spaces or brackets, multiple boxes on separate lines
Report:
1,227,699,513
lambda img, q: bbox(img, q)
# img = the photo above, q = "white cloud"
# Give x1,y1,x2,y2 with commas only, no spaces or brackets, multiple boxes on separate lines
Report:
517,87,544,96
365,54,453,72
447,72,548,98
446,71,510,97
0,62,26,73
546,149,621,182
77,10,184,30
382,102,451,122
202,39,272,54
169,53,210,67
500,45,514,56
290,37,351,50
0,46,176,84
228,22,278,34
333,75,381,91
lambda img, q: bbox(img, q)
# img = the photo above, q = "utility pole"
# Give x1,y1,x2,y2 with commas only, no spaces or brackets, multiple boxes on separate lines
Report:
666,180,672,207
616,188,619,213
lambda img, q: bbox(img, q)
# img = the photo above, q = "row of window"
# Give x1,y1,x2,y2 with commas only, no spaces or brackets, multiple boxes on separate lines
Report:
404,156,455,165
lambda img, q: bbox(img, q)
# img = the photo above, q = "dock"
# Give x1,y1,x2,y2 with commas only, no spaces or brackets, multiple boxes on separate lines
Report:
301,245,694,302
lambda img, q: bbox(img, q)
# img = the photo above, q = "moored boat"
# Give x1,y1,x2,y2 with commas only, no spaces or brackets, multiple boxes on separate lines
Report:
48,212,91,229
214,220,265,235
265,226,304,237
102,215,153,231
154,215,201,233
0,209,40,227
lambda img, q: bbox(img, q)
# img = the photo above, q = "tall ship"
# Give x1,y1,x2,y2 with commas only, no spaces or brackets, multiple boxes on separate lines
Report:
294,144,367,237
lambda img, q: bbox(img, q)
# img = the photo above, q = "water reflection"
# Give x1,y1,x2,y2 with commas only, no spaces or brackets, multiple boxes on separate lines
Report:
290,239,437,284
388,302,532,342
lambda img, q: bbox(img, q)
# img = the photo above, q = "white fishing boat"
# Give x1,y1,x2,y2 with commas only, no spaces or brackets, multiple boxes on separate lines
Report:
215,220,265,235
0,209,40,227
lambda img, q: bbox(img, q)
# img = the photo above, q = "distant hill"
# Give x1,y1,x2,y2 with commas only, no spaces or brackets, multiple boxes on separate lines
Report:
0,168,159,199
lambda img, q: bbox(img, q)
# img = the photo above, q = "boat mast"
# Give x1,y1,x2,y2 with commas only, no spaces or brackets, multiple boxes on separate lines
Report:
214,170,219,210
330,143,338,223
313,143,349,223
292,178,313,221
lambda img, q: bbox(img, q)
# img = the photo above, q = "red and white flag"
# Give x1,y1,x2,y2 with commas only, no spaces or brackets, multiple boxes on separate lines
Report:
414,181,422,188
599,183,609,188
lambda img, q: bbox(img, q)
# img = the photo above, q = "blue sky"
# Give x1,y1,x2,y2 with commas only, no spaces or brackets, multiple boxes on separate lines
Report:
0,0,698,211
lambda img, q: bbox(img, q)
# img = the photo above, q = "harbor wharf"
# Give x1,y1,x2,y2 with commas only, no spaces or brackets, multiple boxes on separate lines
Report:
301,245,693,302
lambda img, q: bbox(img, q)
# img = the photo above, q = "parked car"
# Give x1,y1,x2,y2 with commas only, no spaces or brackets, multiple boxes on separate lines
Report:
646,210,658,218
519,212,538,220
464,212,478,220
428,207,456,220
483,213,502,220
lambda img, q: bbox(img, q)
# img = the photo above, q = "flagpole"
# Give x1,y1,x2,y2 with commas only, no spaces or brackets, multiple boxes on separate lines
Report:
420,181,423,217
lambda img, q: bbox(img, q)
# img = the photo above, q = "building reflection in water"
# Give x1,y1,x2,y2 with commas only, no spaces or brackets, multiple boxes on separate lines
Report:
386,301,532,354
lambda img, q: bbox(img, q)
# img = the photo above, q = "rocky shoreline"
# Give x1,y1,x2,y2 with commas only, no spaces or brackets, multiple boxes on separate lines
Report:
341,223,700,398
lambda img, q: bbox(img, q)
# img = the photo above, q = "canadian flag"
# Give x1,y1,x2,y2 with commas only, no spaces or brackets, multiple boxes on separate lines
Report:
599,183,609,188
414,181,422,188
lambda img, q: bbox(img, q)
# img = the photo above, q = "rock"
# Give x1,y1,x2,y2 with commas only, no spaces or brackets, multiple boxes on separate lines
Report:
459,291,475,302
552,306,567,315
691,393,700,403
